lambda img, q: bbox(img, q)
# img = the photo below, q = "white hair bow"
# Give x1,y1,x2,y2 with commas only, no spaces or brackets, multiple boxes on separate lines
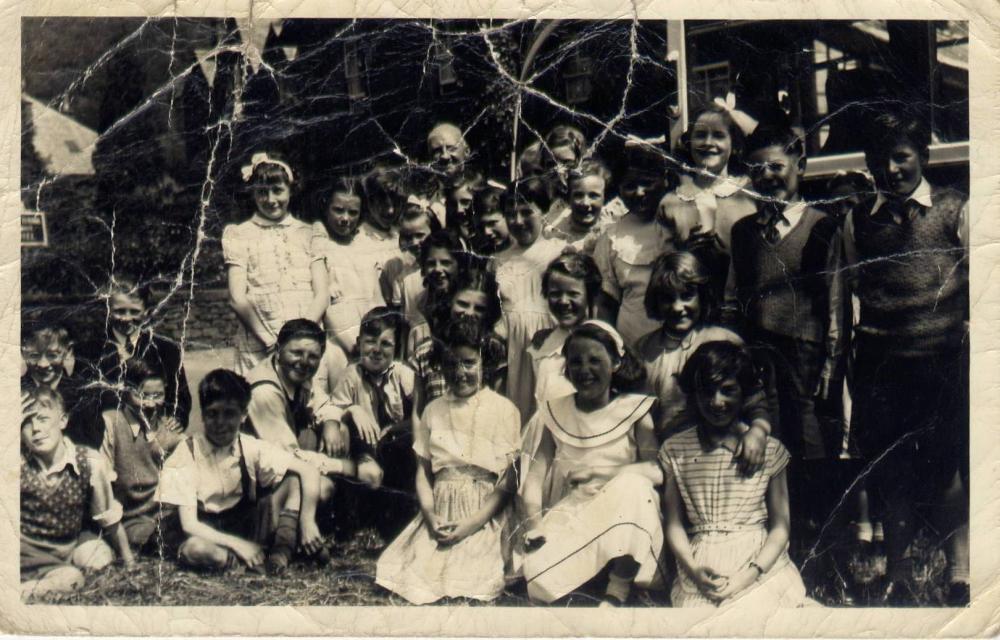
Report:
241,152,295,183
713,92,759,136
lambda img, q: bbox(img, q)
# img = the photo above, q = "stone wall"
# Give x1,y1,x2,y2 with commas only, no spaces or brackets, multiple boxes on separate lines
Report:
22,286,237,351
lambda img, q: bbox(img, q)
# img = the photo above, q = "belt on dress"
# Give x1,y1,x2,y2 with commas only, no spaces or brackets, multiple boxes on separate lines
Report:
687,522,766,536
435,465,498,484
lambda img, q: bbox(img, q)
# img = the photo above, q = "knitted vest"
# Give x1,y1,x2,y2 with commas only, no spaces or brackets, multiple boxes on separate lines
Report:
21,446,92,545
731,207,838,344
852,186,967,355
104,410,162,519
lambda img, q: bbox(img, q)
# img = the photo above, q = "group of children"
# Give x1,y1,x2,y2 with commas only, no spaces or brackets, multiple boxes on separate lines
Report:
21,102,969,608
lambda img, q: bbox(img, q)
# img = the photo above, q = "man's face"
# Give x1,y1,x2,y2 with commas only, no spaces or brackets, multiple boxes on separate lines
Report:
276,337,324,387
428,127,468,180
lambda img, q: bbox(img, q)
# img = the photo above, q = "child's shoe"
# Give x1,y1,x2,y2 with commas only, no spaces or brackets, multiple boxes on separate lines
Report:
266,547,292,576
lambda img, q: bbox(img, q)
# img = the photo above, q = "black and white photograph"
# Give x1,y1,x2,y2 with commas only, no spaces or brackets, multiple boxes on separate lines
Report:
14,9,989,627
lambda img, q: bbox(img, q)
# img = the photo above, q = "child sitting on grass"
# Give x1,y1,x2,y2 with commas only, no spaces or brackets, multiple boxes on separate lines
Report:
156,369,327,575
99,358,185,554
661,341,814,609
329,307,418,539
21,387,134,598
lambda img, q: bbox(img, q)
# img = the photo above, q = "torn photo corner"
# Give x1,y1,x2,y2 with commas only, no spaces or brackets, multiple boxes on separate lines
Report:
5,0,1000,637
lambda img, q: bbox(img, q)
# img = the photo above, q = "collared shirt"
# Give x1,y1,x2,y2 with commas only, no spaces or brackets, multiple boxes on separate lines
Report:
843,178,969,269
246,355,341,450
755,200,807,241
156,433,293,514
330,362,416,427
22,437,123,530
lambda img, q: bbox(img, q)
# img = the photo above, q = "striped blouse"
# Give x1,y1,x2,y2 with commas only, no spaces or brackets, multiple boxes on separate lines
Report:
659,427,789,534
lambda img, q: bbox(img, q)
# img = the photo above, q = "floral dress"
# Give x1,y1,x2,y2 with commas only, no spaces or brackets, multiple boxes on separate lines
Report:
375,388,521,604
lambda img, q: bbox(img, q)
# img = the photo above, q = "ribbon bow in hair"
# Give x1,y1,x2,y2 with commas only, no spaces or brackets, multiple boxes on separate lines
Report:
713,92,758,136
241,152,295,184
406,194,431,211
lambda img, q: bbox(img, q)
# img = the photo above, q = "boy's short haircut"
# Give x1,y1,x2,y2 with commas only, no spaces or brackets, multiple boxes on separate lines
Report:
27,385,66,414
863,110,932,159
276,319,327,351
198,369,252,411
22,320,72,349
511,177,551,214
401,201,444,234
569,158,612,186
645,250,717,323
417,230,465,268
122,356,164,391
359,306,406,353
104,273,153,308
745,123,805,159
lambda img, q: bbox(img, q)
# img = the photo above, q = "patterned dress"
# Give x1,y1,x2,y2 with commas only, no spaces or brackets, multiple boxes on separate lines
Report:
222,214,324,374
520,394,664,603
659,427,812,608
375,388,521,604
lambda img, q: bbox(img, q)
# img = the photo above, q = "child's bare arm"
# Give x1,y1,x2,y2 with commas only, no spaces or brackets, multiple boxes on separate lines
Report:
226,265,276,347
663,473,697,576
87,454,134,565
107,522,135,567
758,468,792,569
307,258,330,324
522,429,555,532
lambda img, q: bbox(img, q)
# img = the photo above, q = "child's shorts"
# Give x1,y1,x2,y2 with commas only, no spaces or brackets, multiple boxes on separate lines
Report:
122,507,184,556
21,532,112,580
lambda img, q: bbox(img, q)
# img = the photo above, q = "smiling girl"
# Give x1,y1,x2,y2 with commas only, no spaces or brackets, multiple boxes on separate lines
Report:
376,318,521,604
496,180,567,421
661,341,813,609
520,321,664,606
526,252,604,405
635,251,771,459
223,152,329,375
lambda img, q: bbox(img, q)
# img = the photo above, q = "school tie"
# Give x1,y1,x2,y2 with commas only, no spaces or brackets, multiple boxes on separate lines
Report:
761,203,789,244
882,198,917,226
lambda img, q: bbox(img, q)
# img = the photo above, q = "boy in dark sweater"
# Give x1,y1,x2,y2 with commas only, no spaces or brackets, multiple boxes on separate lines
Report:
100,358,185,554
725,124,845,543
844,111,969,605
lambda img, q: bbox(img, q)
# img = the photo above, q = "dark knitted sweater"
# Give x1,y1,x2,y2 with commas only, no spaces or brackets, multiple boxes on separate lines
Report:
730,206,843,352
850,185,967,355
103,409,164,520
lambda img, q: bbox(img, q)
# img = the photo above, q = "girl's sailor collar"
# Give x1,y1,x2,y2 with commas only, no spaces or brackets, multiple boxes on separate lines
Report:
543,393,655,449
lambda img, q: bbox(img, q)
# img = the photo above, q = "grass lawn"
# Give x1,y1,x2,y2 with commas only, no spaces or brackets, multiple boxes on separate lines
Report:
25,525,955,607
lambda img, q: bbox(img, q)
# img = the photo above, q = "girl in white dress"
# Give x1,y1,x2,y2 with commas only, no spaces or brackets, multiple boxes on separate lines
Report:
223,152,329,375
661,340,815,609
520,321,665,605
495,181,567,422
526,252,603,406
376,318,521,605
634,251,772,463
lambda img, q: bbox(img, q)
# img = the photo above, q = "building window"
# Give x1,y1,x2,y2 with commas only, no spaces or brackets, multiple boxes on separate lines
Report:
564,51,593,105
344,39,369,112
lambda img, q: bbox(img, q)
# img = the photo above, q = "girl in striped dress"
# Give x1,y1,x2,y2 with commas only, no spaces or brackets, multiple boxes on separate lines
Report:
660,341,814,609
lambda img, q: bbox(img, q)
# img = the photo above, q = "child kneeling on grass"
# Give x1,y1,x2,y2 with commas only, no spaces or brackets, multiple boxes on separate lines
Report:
156,369,326,575
21,387,134,599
